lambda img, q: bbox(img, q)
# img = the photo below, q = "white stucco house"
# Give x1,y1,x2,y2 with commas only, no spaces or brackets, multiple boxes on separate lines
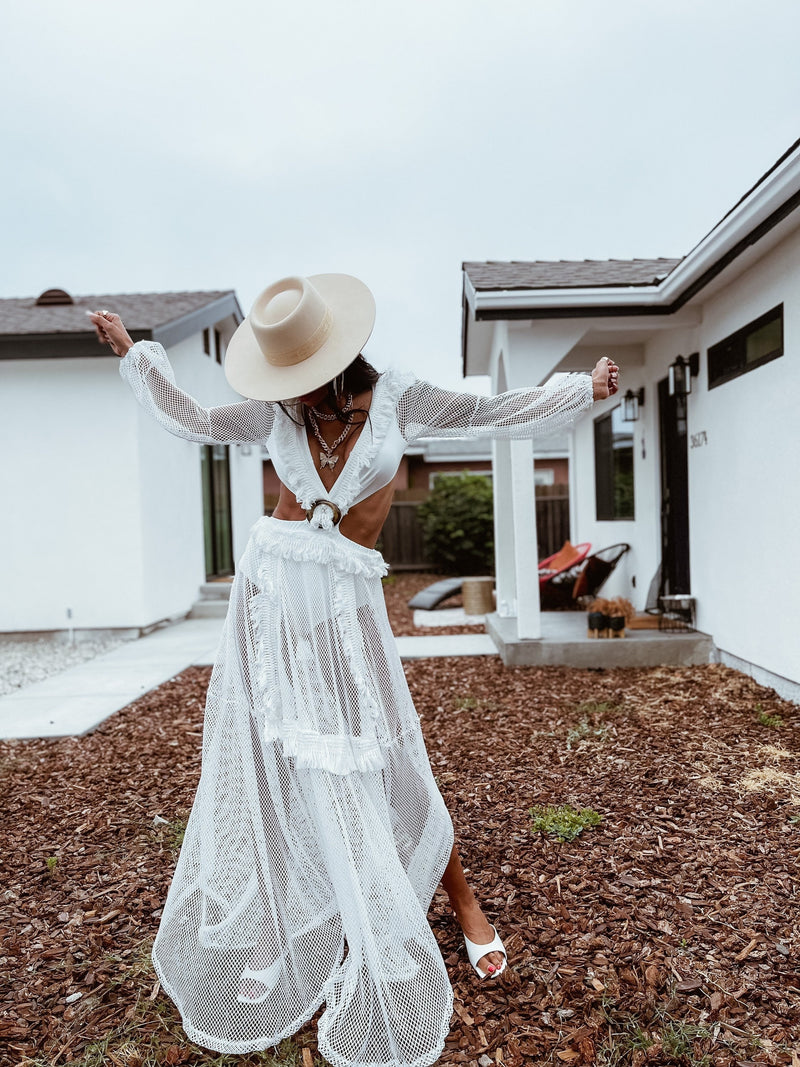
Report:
462,138,800,700
0,288,264,635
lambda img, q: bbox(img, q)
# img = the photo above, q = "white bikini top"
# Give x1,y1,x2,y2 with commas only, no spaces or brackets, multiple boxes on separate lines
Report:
267,366,416,518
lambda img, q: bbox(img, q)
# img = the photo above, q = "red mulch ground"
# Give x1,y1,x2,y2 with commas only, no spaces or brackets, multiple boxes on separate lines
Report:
1,576,799,1067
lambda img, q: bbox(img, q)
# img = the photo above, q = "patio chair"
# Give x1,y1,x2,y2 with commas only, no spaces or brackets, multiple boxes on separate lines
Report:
540,542,630,610
538,541,591,587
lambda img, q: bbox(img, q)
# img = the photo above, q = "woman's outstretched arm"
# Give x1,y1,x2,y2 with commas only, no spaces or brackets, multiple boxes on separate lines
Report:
396,358,618,444
89,310,274,444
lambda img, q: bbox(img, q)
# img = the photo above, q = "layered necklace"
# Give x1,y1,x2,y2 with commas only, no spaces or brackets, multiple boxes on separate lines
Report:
307,393,355,470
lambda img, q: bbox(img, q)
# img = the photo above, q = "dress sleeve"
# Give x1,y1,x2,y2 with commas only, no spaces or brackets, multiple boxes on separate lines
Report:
118,340,275,444
396,372,594,444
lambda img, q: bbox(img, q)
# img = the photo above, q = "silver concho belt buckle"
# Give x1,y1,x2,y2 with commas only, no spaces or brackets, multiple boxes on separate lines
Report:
304,499,342,526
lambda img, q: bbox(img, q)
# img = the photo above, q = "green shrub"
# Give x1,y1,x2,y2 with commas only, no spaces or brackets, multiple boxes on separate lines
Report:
417,472,494,575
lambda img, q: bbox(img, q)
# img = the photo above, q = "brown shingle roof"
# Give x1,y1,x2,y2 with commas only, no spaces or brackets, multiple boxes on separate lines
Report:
0,289,235,335
463,258,682,291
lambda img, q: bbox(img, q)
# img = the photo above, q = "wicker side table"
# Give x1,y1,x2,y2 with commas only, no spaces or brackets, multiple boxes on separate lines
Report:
462,577,495,616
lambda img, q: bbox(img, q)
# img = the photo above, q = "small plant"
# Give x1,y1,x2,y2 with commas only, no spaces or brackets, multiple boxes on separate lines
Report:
152,813,189,853
596,999,654,1065
755,703,783,728
566,719,610,749
574,700,623,717
661,1019,713,1061
453,695,478,711
529,802,602,841
166,818,187,851
45,855,59,874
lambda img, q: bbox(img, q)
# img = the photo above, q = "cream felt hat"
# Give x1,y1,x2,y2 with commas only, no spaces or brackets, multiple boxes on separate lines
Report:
224,274,376,402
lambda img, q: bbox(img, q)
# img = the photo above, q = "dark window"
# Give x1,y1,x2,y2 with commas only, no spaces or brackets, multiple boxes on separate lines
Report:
594,405,634,520
203,328,210,356
214,328,223,364
708,304,783,389
200,444,234,577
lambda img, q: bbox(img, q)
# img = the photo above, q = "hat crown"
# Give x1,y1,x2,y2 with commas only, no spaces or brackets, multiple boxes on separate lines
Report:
249,276,333,368
224,272,375,401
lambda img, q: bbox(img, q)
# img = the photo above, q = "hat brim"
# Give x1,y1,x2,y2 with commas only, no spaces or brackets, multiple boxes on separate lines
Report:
224,273,376,402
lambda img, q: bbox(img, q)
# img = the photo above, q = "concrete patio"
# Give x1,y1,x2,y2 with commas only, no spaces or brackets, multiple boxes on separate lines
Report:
487,611,713,667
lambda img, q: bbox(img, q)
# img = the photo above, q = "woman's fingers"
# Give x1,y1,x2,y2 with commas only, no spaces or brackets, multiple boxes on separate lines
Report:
87,310,134,357
591,357,620,401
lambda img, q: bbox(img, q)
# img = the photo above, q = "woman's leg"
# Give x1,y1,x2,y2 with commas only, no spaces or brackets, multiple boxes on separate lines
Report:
440,843,506,974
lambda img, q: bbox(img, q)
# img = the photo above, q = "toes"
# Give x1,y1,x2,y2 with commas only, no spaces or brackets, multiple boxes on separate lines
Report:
479,950,506,975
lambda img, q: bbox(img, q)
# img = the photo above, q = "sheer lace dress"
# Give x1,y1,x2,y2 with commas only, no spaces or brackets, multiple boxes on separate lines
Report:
118,341,592,1067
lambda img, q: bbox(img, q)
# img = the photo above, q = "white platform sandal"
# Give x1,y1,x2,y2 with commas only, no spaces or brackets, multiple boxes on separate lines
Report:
463,924,508,979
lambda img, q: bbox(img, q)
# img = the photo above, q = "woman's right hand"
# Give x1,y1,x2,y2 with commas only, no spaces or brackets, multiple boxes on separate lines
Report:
88,310,135,358
592,356,620,401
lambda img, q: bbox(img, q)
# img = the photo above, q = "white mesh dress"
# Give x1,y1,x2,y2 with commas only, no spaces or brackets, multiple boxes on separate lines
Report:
119,342,594,1067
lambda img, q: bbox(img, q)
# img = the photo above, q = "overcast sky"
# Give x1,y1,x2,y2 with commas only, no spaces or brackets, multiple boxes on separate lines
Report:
1,0,798,390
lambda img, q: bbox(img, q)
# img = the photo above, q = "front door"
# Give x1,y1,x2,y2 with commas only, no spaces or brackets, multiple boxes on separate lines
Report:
657,377,690,594
201,444,234,578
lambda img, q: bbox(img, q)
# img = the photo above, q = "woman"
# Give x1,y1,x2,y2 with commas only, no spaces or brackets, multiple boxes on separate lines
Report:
89,273,618,1067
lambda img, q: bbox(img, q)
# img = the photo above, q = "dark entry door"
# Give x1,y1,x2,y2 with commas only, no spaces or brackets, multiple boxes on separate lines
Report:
657,377,690,594
201,444,234,578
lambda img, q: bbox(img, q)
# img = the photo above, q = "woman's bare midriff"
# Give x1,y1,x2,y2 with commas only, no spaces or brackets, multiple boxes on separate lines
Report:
270,389,395,549
271,480,395,549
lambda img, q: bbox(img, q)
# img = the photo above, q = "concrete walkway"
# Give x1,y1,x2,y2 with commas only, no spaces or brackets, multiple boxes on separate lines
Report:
0,618,497,740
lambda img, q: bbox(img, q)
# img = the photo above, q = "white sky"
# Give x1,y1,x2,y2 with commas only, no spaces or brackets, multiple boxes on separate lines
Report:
1,0,798,390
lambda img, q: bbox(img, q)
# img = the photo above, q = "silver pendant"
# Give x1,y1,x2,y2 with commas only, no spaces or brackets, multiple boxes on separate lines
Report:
319,452,339,469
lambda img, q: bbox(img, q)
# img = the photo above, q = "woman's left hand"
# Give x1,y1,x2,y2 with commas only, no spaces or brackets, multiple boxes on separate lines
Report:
592,357,620,401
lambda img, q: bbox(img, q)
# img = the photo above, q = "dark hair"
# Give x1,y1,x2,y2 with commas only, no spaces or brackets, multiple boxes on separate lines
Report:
278,353,382,431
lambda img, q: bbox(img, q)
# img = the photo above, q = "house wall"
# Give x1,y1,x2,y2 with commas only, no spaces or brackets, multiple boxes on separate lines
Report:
0,327,264,632
0,356,147,631
570,226,800,686
688,226,800,685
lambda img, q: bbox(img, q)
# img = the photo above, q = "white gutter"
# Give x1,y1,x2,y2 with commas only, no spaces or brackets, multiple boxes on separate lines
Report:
469,145,800,314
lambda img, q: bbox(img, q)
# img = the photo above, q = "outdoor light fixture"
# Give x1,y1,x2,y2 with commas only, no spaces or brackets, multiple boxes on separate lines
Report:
668,353,699,397
621,387,645,422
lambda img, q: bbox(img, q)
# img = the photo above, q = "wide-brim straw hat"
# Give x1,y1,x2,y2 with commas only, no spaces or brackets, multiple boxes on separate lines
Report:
224,273,376,402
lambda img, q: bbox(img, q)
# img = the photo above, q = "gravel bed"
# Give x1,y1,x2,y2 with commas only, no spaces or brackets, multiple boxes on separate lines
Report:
0,635,130,697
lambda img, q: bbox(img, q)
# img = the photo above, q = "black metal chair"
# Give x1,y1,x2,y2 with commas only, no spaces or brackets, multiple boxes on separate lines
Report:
540,543,630,610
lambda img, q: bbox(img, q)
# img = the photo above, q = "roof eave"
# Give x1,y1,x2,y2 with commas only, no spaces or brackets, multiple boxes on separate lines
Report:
0,291,245,360
152,291,244,348
464,139,800,338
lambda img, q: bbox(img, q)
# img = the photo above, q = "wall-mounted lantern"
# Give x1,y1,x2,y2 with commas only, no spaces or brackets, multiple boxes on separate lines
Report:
621,387,645,422
668,352,699,397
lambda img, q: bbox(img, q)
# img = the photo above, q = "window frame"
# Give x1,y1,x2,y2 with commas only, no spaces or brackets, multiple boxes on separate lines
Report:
707,303,783,390
594,404,635,522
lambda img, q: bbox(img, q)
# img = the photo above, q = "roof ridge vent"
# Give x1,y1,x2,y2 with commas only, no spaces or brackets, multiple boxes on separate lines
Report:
36,288,74,306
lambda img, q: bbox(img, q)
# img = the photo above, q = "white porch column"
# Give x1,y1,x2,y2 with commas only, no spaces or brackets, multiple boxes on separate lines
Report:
510,438,541,638
567,428,578,542
492,437,516,616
